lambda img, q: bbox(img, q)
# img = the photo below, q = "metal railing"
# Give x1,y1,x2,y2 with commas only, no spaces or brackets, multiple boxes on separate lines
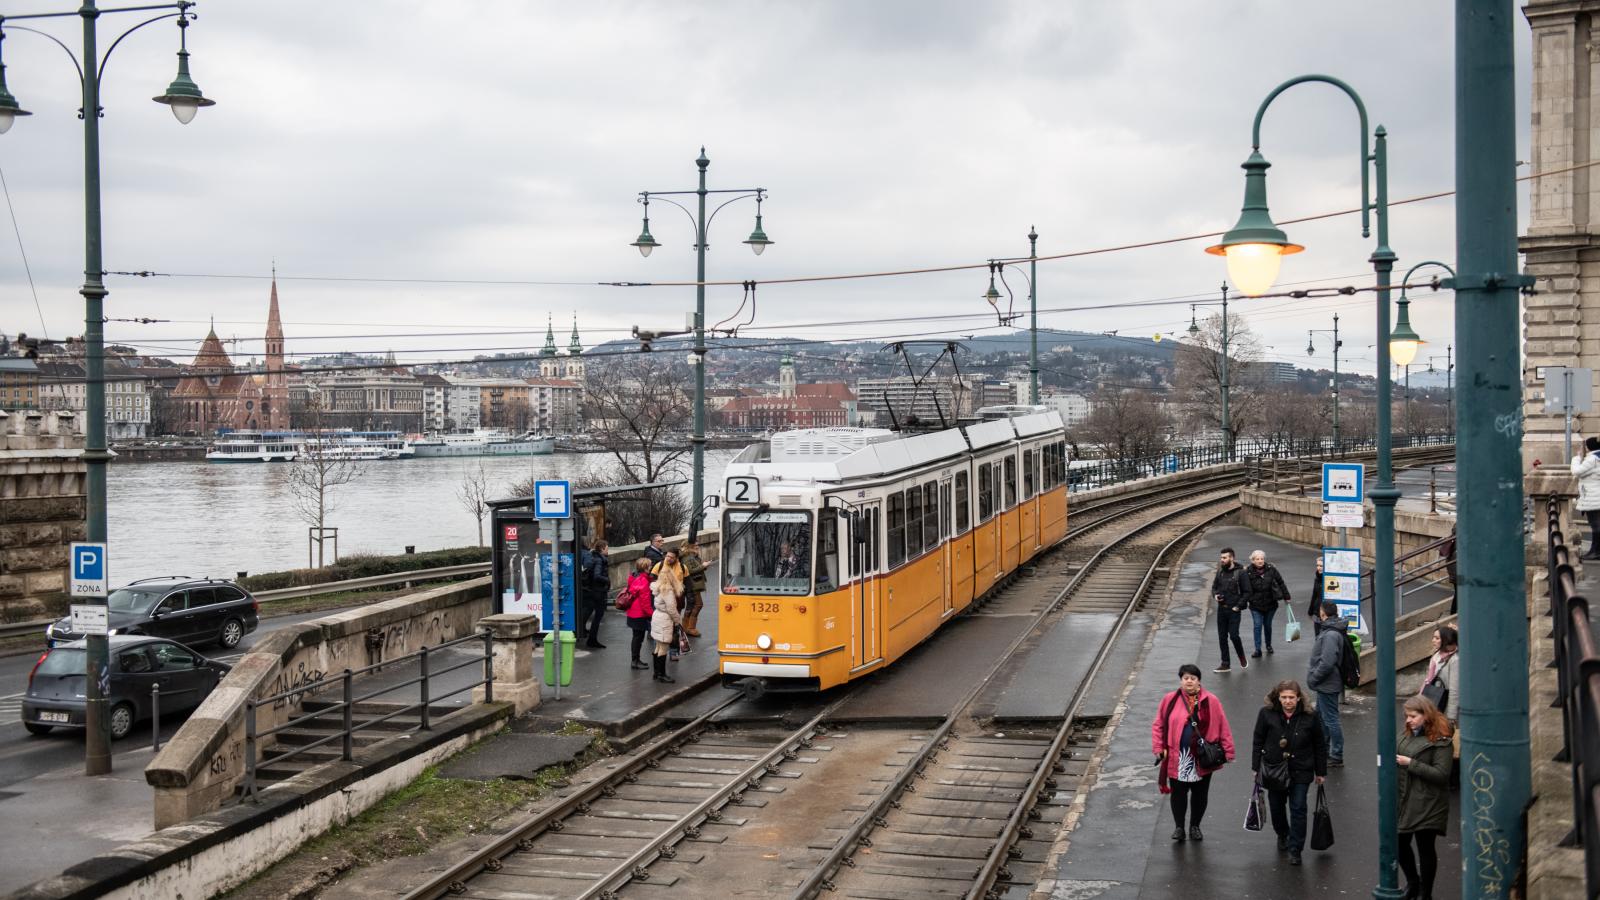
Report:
241,629,494,801
1546,501,1600,898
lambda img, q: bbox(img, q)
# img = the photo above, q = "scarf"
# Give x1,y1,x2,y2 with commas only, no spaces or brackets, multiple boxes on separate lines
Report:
1426,649,1454,683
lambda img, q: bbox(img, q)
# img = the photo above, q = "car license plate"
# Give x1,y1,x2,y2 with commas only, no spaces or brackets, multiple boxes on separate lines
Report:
40,711,69,723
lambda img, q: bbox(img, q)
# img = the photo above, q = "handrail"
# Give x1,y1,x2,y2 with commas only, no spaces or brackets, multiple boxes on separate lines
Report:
242,629,494,801
1545,497,1600,898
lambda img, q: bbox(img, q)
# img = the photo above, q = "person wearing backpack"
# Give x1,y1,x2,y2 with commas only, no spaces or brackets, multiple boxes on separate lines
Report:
1150,663,1236,843
1306,601,1349,766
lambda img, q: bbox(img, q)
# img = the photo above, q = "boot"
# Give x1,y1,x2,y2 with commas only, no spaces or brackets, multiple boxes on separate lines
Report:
653,654,674,683
684,612,701,637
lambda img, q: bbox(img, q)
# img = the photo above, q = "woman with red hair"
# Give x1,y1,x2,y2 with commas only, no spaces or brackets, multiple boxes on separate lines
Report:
1396,695,1453,900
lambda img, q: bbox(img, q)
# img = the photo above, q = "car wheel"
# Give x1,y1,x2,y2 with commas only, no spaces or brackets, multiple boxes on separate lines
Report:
109,702,135,741
23,721,52,736
218,618,244,649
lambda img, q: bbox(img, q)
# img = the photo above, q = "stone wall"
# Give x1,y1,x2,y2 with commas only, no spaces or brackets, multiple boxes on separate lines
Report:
1237,488,1454,563
0,410,86,620
145,576,492,827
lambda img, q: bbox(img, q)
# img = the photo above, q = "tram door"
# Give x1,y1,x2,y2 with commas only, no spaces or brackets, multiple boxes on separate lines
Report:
851,502,882,669
940,478,954,613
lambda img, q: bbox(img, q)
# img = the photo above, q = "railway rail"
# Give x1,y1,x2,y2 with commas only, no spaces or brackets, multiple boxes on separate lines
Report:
792,492,1237,900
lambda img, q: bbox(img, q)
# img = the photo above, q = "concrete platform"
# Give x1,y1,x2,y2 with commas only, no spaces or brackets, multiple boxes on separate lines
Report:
1041,524,1463,899
437,732,591,781
974,611,1118,722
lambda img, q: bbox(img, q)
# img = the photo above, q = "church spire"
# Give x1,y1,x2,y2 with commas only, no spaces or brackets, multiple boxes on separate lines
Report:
568,313,582,355
541,314,559,356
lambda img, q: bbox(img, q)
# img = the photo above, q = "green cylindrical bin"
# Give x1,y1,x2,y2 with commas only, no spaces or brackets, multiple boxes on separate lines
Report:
543,630,576,686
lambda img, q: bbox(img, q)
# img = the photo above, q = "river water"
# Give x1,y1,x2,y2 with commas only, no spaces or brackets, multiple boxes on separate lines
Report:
105,450,739,584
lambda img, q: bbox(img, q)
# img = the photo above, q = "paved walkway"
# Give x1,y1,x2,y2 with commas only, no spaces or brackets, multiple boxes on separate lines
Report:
1042,524,1462,899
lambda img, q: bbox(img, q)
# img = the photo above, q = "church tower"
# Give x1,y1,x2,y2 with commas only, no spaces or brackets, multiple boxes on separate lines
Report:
564,314,585,380
779,352,796,398
263,275,289,430
539,314,561,378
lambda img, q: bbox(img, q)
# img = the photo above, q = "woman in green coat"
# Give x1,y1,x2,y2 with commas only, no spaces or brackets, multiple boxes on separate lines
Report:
1396,695,1454,900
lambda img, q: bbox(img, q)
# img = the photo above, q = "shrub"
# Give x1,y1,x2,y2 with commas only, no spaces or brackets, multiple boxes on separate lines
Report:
238,546,491,593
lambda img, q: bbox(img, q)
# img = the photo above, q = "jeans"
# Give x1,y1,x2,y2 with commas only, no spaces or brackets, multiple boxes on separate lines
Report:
1169,773,1212,828
1216,605,1246,666
1251,608,1277,652
1267,781,1311,851
1316,689,1345,760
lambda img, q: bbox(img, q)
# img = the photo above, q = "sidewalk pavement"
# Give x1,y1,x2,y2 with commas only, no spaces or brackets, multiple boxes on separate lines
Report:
1042,524,1461,899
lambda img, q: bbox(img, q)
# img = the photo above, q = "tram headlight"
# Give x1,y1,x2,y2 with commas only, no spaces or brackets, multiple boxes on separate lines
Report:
756,633,774,651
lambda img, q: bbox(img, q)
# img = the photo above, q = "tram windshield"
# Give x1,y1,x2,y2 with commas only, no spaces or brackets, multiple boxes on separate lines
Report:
722,510,812,595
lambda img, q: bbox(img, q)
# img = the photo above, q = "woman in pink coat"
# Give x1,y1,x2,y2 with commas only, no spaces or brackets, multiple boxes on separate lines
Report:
1151,662,1236,843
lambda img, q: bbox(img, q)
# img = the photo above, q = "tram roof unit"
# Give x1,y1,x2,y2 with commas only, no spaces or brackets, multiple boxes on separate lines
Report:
723,409,1065,490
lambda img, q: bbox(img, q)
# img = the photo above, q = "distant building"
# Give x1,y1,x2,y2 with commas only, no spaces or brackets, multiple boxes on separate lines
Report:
0,357,40,410
1264,361,1298,383
293,357,425,433
418,372,451,432
538,315,587,381
172,280,290,435
34,358,151,440
716,354,856,429
1044,392,1094,427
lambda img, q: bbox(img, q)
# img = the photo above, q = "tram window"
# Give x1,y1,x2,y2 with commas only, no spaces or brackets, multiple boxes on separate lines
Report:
817,508,840,594
870,508,880,572
941,483,952,539
1004,455,1017,508
923,482,938,545
977,463,993,521
722,509,813,596
887,493,906,568
1023,449,1036,499
955,471,970,532
906,485,923,558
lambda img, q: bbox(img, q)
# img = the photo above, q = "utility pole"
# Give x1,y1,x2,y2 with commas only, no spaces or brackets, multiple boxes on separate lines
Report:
1028,227,1039,405
1221,284,1231,460
1454,1,1531,896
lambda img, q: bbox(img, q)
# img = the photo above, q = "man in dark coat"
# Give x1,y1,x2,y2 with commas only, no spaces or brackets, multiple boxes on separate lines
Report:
643,533,667,566
1243,550,1291,658
1211,547,1248,673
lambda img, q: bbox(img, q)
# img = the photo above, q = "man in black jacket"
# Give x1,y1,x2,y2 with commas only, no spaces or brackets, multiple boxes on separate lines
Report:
1212,547,1248,672
1243,549,1291,658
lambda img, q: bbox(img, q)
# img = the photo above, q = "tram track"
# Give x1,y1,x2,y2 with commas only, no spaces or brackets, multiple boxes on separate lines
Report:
787,493,1237,900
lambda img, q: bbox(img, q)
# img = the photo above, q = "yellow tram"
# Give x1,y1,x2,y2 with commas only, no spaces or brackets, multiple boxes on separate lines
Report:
717,408,1069,694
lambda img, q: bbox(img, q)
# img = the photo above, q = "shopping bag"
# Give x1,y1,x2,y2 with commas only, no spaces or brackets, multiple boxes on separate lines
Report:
1309,785,1335,850
678,630,692,655
1244,774,1265,831
1284,606,1302,642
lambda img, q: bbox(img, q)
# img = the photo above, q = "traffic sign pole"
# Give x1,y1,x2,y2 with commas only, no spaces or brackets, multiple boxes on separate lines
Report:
70,542,111,774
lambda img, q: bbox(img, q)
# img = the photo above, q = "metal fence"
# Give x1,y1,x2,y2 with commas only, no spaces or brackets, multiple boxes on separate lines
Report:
1068,433,1454,495
1547,500,1600,898
241,629,494,801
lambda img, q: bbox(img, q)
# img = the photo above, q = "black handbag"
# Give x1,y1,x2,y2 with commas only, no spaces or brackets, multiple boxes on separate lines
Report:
1309,785,1335,850
1189,704,1227,770
1261,755,1292,793
1421,676,1449,712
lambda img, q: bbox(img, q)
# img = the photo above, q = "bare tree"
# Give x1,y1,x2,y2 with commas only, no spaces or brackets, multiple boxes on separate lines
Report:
1173,311,1266,451
455,459,493,546
1258,389,1331,453
285,398,363,567
1080,387,1173,463
508,464,692,545
583,355,692,484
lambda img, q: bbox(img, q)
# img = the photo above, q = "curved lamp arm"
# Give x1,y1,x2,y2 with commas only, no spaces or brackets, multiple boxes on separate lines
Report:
704,190,762,233
1252,73,1371,239
98,9,188,84
1399,259,1457,299
3,24,86,87
640,193,699,235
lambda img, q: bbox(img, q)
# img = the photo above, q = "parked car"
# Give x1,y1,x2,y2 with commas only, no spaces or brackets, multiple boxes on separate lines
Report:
45,576,259,649
22,636,232,739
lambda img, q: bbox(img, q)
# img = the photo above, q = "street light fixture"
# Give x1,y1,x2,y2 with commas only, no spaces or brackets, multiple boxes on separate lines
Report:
1307,313,1342,449
1,0,215,777
1187,284,1233,459
1208,74,1409,900
628,149,770,537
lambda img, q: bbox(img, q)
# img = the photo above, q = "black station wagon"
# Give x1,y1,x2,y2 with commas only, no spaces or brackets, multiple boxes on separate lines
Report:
45,576,260,649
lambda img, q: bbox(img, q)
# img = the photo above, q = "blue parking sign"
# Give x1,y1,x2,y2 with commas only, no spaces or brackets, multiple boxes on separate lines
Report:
69,542,108,597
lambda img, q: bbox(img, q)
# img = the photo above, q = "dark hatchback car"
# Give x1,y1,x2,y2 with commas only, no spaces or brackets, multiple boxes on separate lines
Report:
22,636,231,739
46,577,260,650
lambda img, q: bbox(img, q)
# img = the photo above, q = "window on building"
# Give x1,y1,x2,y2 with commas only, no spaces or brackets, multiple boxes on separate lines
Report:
1004,455,1017,508
887,493,906,568
977,463,993,521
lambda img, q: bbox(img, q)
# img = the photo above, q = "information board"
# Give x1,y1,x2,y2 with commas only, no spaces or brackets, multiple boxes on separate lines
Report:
1321,463,1365,504
539,551,577,632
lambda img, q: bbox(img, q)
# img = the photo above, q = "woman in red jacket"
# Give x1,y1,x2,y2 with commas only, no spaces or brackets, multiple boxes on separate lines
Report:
622,558,655,671
1151,663,1237,842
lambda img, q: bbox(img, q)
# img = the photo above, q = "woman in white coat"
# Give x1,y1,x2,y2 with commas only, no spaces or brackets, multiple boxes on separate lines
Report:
650,562,685,683
1573,435,1600,559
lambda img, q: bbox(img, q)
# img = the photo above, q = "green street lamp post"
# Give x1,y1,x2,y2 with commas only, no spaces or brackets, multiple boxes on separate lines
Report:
1206,74,1412,899
1427,346,1453,438
630,149,770,534
0,0,216,776
1397,259,1454,445
1306,313,1342,450
1453,3,1530,895
1187,284,1232,459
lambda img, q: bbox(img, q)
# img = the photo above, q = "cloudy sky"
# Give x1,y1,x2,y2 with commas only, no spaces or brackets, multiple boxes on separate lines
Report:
0,1,1528,380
